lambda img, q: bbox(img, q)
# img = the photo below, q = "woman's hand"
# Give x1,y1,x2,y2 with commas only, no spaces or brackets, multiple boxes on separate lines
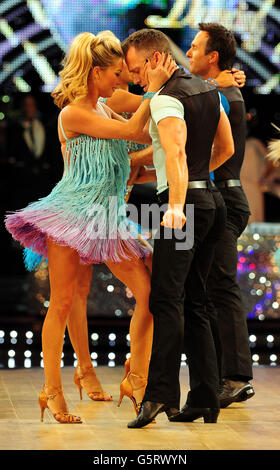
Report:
145,53,177,92
216,68,246,88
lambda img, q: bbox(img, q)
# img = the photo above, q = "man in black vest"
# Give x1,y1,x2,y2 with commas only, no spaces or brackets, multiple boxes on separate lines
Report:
177,23,254,412
122,29,234,428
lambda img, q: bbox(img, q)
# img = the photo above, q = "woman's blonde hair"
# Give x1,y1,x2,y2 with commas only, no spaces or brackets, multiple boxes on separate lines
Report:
52,31,123,108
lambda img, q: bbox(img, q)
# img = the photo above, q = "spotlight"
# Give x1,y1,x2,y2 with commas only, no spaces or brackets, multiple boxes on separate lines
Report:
249,335,257,342
8,350,15,357
107,285,114,292
91,352,98,360
126,353,131,360
126,334,130,342
10,331,17,338
0,331,5,338
108,353,115,360
108,361,115,367
109,333,116,341
267,335,274,342
24,351,32,358
272,302,279,309
91,333,99,341
24,359,31,368
253,233,260,240
8,359,15,369
252,354,259,361
25,331,33,339
270,354,277,361
181,354,187,361
40,360,44,368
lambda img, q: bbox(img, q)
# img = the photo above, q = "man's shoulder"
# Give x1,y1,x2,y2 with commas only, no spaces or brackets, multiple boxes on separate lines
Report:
159,71,217,100
217,86,244,103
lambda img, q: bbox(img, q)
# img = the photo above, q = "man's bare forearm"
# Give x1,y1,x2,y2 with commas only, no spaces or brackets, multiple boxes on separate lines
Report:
166,148,188,210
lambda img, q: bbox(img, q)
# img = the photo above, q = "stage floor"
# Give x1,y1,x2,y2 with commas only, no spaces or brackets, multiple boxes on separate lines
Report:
0,365,279,451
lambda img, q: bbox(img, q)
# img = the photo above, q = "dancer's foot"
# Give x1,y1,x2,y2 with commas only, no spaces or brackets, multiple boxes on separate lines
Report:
118,372,147,415
39,385,82,423
74,364,113,401
127,401,177,428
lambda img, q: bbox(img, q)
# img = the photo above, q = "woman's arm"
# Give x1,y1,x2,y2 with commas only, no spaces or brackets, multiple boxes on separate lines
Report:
105,89,142,114
61,54,176,142
103,103,151,144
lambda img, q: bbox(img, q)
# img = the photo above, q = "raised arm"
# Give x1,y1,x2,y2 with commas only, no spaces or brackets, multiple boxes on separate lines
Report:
216,68,246,88
61,54,176,142
209,110,234,172
105,89,142,114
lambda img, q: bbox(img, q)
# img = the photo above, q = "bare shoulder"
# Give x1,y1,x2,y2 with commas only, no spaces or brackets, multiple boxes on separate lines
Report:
60,104,88,122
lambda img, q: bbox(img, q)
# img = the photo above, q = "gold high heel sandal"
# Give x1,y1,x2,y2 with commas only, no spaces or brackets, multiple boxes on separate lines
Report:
38,385,82,424
121,357,131,382
74,365,113,401
118,372,147,416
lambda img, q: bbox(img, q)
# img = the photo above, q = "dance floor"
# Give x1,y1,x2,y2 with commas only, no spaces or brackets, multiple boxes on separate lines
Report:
0,365,279,451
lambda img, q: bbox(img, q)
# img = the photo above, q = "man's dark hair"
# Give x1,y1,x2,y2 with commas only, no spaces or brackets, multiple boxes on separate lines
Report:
122,28,171,56
199,23,237,70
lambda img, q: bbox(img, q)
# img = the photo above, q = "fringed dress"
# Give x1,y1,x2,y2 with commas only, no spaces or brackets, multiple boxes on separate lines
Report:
5,104,149,271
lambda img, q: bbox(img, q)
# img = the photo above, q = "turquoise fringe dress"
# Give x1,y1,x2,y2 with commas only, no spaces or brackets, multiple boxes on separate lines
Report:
5,108,149,271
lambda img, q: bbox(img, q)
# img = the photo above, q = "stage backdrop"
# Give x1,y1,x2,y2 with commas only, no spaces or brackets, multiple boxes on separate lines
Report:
0,0,279,93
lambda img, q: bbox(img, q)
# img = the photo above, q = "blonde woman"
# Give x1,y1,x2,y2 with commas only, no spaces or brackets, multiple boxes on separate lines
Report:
5,32,176,423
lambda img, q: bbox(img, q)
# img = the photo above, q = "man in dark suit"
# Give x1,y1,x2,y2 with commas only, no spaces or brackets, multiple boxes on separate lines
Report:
174,23,254,417
122,28,234,427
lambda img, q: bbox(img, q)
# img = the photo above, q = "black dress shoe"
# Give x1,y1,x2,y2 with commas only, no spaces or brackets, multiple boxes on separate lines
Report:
219,379,255,408
127,401,177,428
168,403,220,423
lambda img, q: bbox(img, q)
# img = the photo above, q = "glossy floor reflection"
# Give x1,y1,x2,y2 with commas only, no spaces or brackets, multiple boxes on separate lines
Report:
0,365,279,450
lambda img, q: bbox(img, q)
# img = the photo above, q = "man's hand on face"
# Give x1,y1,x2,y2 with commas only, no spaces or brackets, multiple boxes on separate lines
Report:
161,206,187,229
143,53,177,91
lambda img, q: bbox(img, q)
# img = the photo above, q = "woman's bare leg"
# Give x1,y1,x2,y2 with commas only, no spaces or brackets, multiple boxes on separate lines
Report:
66,264,112,400
106,256,153,404
42,237,81,420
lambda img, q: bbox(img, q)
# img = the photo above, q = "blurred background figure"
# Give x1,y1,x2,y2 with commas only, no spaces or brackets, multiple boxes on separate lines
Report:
7,95,50,208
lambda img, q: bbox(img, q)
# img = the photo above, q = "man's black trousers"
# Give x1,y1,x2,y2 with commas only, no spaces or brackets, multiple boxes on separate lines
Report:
206,188,252,381
143,187,226,409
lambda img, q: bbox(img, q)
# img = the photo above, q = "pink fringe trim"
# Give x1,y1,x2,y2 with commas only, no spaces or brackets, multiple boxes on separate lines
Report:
5,212,149,264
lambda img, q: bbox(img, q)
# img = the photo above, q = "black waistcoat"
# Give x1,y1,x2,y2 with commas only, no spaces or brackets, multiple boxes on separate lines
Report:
214,86,247,181
158,68,220,181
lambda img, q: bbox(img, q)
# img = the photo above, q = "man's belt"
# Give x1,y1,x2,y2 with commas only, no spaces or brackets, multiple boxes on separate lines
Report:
215,179,242,188
188,179,216,189
157,180,215,203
